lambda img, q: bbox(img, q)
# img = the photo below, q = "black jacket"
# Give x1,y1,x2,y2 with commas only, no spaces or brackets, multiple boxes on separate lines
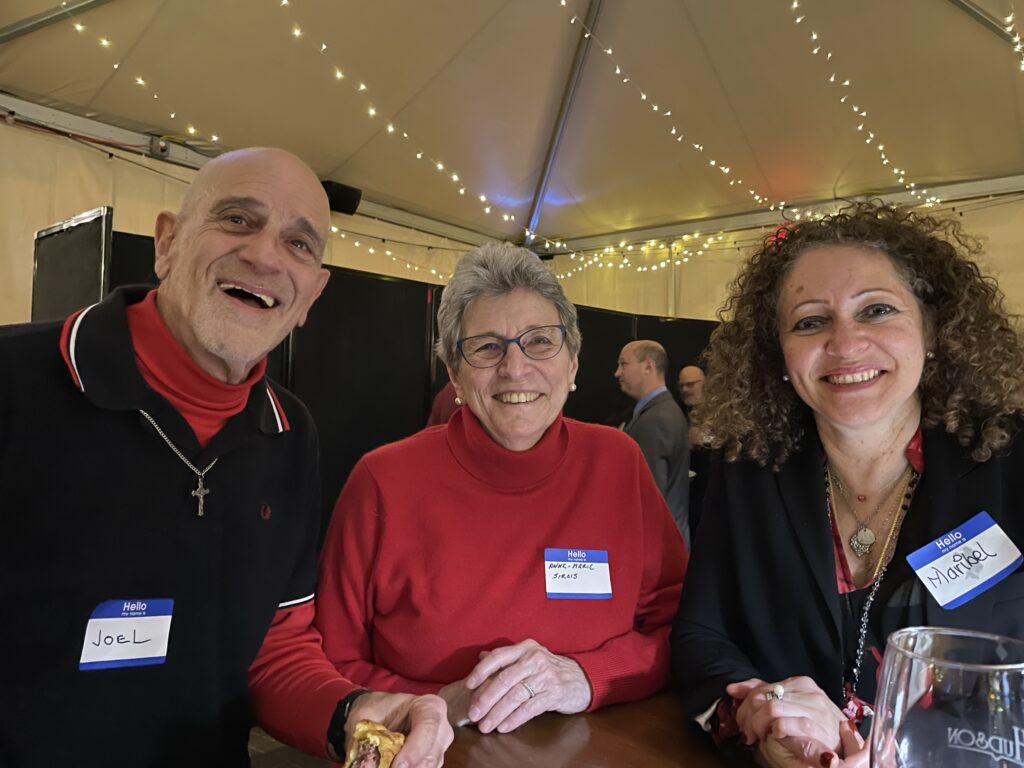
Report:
672,427,1024,716
0,288,321,767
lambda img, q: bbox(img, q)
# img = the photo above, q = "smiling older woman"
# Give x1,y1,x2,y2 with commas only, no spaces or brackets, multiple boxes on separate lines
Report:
671,203,1024,768
315,242,687,734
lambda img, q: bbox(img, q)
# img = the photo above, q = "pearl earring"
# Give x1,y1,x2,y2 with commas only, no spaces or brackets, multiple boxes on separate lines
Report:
454,396,463,405
782,374,790,382
570,383,577,392
925,351,935,360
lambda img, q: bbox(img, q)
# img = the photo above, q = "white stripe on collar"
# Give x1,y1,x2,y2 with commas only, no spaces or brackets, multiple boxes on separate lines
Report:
278,592,314,608
69,303,99,393
265,384,284,433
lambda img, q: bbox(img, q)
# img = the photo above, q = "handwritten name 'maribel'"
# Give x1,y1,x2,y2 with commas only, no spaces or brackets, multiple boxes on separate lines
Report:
90,628,152,647
926,542,998,587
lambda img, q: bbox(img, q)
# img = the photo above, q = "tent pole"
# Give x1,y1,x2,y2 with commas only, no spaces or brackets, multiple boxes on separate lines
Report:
943,0,1014,43
0,0,116,45
522,0,603,255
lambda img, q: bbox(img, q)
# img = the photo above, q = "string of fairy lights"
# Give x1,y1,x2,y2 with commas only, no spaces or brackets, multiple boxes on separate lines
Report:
64,12,220,147
327,222,470,282
553,0,782,213
277,0,566,251
1003,10,1024,71
52,0,1013,287
46,0,879,286
787,1,940,207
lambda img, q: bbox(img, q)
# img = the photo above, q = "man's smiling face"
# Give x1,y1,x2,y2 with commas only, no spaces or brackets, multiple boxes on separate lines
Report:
153,148,330,383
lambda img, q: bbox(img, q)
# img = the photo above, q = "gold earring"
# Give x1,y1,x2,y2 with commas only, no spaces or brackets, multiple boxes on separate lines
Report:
454,396,463,405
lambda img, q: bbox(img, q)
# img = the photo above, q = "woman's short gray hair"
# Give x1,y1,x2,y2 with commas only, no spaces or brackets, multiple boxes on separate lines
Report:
436,242,582,369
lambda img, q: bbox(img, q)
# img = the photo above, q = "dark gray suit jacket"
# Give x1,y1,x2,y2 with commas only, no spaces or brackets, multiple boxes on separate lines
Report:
625,390,691,545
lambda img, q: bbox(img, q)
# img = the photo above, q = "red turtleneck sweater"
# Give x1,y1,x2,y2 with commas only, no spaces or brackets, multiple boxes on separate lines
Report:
126,290,266,446
316,407,687,708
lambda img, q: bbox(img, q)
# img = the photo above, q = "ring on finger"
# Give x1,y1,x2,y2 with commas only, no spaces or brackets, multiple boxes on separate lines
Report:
765,683,785,701
520,680,537,698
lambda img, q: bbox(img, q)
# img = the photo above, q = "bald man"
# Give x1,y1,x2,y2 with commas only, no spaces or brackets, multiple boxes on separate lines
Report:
615,340,691,546
0,149,450,767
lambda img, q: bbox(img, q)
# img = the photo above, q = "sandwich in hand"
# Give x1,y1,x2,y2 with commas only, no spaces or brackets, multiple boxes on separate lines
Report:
343,720,406,768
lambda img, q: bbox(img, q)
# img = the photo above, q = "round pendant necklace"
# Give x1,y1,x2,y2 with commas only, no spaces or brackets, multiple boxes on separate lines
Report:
827,465,910,559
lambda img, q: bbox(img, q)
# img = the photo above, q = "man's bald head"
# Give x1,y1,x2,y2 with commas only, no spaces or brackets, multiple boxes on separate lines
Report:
178,148,331,249
152,147,332,383
615,340,669,400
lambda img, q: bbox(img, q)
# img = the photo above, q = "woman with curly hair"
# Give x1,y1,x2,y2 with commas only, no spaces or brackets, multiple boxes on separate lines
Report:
671,202,1024,767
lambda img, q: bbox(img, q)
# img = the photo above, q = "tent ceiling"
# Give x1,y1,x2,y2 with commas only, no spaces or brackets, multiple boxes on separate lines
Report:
2,0,1023,248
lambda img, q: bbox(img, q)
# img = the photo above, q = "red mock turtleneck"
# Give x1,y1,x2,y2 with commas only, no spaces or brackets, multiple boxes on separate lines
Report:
125,290,266,447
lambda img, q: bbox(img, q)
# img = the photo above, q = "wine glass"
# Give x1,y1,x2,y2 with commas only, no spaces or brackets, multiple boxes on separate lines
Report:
872,626,1024,767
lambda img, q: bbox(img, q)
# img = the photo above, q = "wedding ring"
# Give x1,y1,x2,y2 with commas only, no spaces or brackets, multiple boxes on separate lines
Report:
520,681,537,698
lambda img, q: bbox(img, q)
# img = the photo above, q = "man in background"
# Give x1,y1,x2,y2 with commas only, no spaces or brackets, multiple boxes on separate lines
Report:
677,365,705,413
615,340,690,546
677,364,709,543
0,147,450,766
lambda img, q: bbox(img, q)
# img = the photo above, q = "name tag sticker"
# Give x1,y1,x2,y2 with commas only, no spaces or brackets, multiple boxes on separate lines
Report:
79,599,174,671
544,548,612,599
906,512,1022,610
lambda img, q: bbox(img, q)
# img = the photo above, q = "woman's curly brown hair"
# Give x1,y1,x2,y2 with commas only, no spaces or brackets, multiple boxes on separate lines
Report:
698,201,1024,467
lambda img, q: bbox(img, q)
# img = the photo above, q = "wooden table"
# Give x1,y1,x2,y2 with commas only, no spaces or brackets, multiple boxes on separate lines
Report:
442,692,727,768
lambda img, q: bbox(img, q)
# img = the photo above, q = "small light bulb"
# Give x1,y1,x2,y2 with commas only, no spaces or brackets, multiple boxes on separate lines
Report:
358,82,367,91
99,38,110,47
135,76,145,86
335,68,344,80
292,26,302,38
187,126,196,135
367,106,376,117
435,162,444,171
73,22,85,32
211,134,219,142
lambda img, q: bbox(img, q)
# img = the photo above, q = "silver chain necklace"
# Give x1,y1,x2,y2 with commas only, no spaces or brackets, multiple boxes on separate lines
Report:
824,463,919,698
140,409,218,517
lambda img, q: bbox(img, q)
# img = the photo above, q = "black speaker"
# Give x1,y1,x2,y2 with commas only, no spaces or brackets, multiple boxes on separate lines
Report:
321,180,362,215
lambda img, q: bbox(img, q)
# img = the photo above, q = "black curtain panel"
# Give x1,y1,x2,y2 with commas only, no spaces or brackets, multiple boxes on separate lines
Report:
565,307,636,426
290,266,434,538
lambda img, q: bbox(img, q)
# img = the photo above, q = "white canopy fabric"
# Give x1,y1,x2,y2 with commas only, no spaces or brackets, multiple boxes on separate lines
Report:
3,0,1024,324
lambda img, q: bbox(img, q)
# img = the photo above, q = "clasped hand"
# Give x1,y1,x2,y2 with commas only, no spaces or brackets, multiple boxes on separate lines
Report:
439,638,592,734
728,677,868,768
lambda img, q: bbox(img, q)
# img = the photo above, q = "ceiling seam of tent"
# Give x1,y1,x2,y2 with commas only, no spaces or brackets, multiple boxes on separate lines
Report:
321,0,515,180
787,1,940,207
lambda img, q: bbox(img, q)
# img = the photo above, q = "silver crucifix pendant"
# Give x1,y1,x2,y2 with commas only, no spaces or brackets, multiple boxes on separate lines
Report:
192,477,211,517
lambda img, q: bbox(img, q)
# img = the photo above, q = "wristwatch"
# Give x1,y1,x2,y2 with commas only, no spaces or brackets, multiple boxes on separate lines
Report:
327,688,371,757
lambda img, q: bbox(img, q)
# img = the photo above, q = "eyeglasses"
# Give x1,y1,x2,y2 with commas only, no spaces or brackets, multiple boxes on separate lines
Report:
456,324,567,368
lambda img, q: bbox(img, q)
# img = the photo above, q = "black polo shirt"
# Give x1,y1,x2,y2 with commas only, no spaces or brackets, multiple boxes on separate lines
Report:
0,287,321,767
